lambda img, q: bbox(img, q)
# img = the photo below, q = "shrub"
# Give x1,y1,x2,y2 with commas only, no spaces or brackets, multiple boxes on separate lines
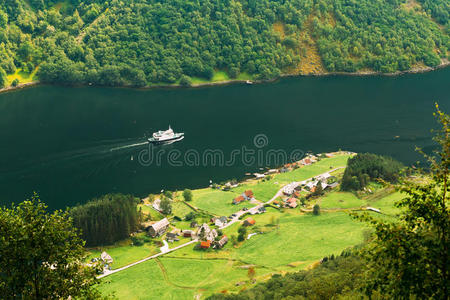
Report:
237,234,245,242
185,211,196,221
313,204,320,215
179,75,192,87
183,189,193,201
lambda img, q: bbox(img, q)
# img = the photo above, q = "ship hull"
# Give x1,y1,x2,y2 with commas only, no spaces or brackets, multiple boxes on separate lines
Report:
148,133,184,144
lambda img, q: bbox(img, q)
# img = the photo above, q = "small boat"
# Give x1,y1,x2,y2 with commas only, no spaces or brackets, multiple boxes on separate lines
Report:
148,126,184,144
246,80,254,85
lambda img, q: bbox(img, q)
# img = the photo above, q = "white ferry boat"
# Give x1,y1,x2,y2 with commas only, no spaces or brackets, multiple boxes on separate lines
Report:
148,126,184,144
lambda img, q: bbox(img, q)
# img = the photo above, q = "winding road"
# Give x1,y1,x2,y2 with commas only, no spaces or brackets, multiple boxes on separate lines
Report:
98,166,344,278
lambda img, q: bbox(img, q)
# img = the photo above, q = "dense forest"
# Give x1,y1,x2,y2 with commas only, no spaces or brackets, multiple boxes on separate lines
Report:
0,0,448,88
70,193,140,246
341,153,403,191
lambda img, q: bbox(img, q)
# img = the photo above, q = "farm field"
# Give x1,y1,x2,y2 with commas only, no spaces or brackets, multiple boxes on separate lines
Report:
318,191,363,209
191,188,251,216
97,152,402,299
274,154,352,184
87,239,159,270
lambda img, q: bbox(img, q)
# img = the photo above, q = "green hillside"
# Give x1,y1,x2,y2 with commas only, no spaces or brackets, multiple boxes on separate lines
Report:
0,0,448,88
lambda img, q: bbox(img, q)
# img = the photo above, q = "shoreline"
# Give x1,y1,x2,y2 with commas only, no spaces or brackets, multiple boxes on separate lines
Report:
1,61,448,94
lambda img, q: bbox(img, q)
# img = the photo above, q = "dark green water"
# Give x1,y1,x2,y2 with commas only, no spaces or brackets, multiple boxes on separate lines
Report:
0,68,449,209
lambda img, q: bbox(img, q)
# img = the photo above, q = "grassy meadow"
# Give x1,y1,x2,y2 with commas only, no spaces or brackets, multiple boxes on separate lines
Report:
97,152,402,299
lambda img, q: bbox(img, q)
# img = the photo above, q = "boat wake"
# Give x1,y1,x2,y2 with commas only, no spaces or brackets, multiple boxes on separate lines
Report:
110,141,148,151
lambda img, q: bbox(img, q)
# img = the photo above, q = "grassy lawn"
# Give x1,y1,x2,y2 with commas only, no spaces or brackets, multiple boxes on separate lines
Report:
139,204,164,221
318,191,364,209
273,154,352,184
191,188,253,216
98,260,195,299
368,191,403,215
86,238,159,270
99,257,251,299
7,68,39,86
233,180,282,202
191,71,230,84
171,201,195,218
234,211,366,269
190,71,254,85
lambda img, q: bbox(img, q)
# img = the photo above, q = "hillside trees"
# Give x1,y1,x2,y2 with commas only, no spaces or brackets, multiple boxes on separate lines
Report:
0,194,100,299
341,153,403,191
0,67,6,88
353,105,449,298
0,0,447,87
70,193,140,246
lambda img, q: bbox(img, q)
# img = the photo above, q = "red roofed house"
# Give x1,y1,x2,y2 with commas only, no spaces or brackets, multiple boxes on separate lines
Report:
244,217,256,226
233,195,245,205
200,240,211,249
303,158,312,165
243,190,254,200
285,198,298,208
293,191,301,198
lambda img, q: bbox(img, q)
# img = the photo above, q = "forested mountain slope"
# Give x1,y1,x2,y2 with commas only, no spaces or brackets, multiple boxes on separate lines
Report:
0,0,448,88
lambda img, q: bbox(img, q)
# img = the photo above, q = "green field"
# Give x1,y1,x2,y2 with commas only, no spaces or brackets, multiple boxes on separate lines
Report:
97,152,403,299
274,154,351,184
234,212,366,269
171,201,195,218
233,180,282,202
318,191,363,209
87,239,159,270
191,188,252,216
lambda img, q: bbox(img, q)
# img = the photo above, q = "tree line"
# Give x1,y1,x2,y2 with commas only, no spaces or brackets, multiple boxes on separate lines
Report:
0,0,448,88
341,153,404,191
70,193,141,247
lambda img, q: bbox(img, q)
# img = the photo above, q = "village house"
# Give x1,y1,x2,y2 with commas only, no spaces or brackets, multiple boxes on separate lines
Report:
190,221,198,228
302,158,312,165
266,169,278,175
101,251,113,264
280,167,289,173
285,198,298,208
327,181,339,189
233,195,245,205
152,199,162,212
293,191,301,198
147,218,170,237
243,190,254,200
250,206,266,215
200,240,211,249
214,216,228,227
253,173,266,179
283,182,297,195
232,190,255,204
243,217,256,226
166,232,179,243
183,230,194,238
214,235,228,249
198,223,218,241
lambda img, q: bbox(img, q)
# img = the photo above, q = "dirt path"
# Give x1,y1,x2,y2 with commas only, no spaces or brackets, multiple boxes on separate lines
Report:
97,239,198,279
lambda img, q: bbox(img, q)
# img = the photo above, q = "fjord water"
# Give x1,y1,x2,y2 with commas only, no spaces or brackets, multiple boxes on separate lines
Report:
0,68,449,209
